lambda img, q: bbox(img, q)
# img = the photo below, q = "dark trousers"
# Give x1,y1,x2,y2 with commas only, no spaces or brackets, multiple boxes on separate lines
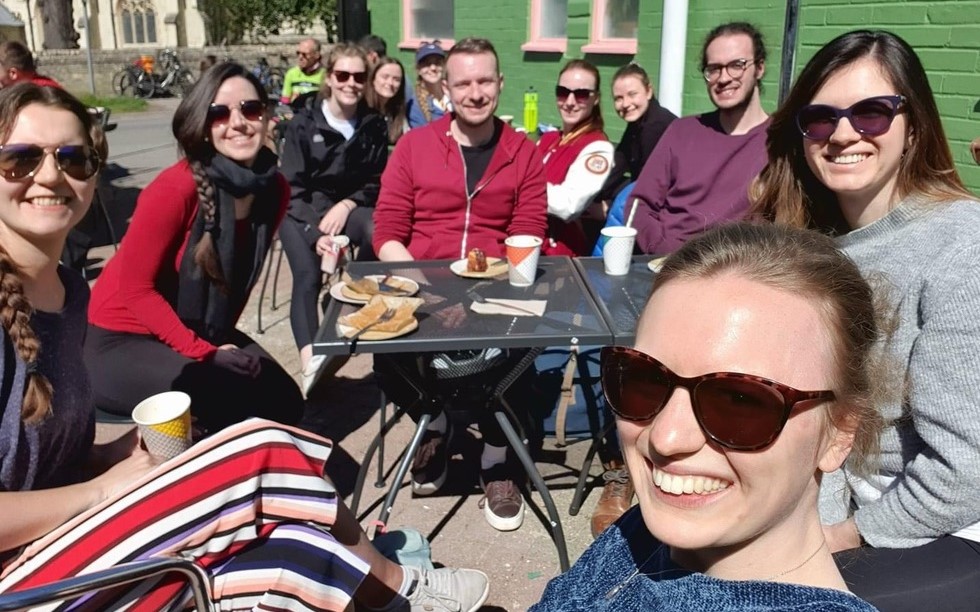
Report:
835,535,980,612
84,324,304,433
278,207,375,350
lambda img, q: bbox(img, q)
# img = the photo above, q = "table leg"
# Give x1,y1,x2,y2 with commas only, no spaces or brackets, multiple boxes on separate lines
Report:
378,413,432,527
351,402,406,515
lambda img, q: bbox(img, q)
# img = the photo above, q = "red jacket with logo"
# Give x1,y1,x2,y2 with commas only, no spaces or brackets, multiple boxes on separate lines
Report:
373,114,547,261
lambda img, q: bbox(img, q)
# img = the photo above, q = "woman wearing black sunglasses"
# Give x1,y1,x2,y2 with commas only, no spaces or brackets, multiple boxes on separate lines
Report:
537,59,614,256
752,30,980,610
86,62,304,432
533,223,883,611
279,42,388,391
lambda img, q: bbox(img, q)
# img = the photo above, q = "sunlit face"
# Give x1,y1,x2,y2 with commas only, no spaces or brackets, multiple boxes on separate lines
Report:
802,57,909,226
556,67,598,132
622,274,849,572
445,51,502,129
373,62,403,102
613,75,652,123
296,41,320,72
328,55,367,110
0,104,96,246
417,55,445,86
704,33,764,112
209,76,267,167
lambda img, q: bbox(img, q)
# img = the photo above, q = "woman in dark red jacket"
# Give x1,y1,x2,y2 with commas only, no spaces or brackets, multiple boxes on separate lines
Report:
86,63,303,432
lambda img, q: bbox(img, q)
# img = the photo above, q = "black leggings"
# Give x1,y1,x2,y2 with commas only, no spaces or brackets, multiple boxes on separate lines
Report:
84,325,304,433
835,535,980,612
278,207,375,350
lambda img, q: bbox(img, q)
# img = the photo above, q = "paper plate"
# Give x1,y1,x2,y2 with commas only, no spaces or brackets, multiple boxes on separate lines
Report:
332,275,420,304
449,257,508,279
336,318,419,341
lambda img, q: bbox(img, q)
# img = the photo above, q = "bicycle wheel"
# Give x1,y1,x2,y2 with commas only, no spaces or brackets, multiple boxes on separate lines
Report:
114,69,138,97
133,72,156,99
172,69,195,97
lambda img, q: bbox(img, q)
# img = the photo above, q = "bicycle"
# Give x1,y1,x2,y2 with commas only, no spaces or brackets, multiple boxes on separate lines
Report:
112,59,155,99
253,56,285,100
154,48,195,97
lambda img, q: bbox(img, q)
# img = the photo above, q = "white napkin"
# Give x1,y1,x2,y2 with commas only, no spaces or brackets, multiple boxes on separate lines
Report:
470,299,547,317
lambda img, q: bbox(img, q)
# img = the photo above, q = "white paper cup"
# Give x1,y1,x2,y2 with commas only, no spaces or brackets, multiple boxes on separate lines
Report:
499,114,514,125
320,235,351,274
504,235,543,287
132,391,192,460
601,226,637,275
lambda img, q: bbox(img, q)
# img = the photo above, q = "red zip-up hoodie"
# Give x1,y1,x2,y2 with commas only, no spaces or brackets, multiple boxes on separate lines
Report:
373,114,547,261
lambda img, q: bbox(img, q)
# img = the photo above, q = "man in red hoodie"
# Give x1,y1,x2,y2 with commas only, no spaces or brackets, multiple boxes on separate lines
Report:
0,41,61,88
373,37,547,533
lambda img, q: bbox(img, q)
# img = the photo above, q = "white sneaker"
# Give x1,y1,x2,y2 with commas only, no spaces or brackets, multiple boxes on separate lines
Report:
301,354,326,395
402,566,490,612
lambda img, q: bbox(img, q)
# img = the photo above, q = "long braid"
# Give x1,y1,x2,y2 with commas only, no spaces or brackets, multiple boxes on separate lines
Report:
189,159,228,290
0,244,53,423
415,81,433,123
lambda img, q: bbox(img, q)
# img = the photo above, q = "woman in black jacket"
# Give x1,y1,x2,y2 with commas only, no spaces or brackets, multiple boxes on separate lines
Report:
279,42,388,388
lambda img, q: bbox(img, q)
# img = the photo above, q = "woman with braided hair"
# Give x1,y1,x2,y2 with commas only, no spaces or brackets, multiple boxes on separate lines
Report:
86,62,303,432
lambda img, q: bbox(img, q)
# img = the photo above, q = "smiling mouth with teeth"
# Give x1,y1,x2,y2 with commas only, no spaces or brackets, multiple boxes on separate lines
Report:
831,153,869,165
28,197,69,207
652,466,732,496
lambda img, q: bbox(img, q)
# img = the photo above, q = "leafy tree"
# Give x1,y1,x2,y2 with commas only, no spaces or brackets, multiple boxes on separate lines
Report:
199,0,337,45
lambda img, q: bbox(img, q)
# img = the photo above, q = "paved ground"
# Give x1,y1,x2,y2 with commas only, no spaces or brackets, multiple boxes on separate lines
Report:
92,99,610,611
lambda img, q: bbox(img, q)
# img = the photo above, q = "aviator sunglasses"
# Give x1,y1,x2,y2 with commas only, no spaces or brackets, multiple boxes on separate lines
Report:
333,70,368,84
206,99,266,125
555,85,595,105
796,95,906,140
600,346,836,451
0,144,101,181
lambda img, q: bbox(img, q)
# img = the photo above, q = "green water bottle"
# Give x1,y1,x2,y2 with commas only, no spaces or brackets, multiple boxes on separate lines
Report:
523,86,538,135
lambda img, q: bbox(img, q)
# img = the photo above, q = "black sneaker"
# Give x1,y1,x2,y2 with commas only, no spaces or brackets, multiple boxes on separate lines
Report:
411,424,451,495
479,462,526,531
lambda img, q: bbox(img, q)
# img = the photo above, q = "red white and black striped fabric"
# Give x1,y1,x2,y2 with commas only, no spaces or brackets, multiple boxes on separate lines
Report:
0,419,370,611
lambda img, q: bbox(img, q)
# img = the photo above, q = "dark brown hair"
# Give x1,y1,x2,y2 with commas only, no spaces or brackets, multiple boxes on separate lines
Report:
0,83,105,423
365,56,407,145
700,22,767,71
0,41,36,73
558,59,604,134
172,62,269,289
750,30,970,233
651,222,885,477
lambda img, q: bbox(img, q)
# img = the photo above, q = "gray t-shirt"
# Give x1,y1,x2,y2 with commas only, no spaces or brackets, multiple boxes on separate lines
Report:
819,197,980,548
0,267,94,492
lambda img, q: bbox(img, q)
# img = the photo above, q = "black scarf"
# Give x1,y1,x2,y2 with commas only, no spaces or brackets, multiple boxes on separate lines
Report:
176,148,279,344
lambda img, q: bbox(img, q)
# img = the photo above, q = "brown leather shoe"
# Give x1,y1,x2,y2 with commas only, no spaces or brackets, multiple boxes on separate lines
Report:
590,462,635,538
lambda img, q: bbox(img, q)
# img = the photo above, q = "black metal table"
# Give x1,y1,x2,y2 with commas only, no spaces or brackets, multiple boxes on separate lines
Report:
572,256,657,347
313,257,613,354
312,256,614,572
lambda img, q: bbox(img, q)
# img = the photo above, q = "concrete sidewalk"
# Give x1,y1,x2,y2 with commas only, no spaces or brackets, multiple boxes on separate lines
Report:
92,98,610,611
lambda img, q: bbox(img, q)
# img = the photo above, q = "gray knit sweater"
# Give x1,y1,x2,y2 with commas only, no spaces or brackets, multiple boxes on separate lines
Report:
818,197,980,548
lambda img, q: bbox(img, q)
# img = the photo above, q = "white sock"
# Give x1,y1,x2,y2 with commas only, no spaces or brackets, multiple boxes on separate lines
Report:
426,411,448,434
370,566,418,611
481,443,507,470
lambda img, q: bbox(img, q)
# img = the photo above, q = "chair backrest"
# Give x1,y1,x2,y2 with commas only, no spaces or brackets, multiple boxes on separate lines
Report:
0,557,213,611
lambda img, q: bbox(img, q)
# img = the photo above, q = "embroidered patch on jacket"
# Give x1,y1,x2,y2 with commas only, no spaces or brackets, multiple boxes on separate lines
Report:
585,153,609,174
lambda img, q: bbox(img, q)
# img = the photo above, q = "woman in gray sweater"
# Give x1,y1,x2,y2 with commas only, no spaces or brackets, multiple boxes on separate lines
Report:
752,29,980,611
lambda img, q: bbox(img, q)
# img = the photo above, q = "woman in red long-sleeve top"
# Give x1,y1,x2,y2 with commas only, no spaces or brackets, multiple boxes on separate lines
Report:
86,63,303,432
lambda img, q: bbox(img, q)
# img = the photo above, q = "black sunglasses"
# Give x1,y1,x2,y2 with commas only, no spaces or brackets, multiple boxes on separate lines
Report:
600,346,835,451
797,95,906,141
207,99,266,125
555,85,595,104
333,70,368,85
0,144,101,181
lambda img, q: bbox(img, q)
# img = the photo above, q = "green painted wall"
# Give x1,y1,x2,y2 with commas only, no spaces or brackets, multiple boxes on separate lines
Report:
367,0,980,192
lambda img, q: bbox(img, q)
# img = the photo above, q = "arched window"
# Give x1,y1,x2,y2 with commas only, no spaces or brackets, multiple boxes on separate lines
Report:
118,0,158,45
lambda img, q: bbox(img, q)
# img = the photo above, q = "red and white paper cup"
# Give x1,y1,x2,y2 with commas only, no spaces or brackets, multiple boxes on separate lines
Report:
505,235,543,287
